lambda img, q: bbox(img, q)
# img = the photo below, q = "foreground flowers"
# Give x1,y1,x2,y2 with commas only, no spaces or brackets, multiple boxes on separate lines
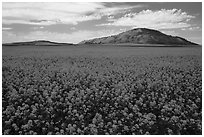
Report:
2,55,202,135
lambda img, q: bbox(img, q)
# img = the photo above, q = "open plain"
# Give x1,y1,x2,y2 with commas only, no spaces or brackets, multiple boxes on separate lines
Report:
2,45,202,135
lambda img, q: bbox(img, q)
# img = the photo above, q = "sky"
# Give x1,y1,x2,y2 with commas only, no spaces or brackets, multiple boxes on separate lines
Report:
2,2,202,44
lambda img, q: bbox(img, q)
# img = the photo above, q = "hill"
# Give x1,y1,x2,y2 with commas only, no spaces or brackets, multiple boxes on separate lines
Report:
2,40,74,46
79,28,198,46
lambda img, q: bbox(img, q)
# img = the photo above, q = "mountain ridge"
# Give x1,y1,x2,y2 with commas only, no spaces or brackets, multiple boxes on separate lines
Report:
3,40,74,46
2,28,200,46
79,28,199,46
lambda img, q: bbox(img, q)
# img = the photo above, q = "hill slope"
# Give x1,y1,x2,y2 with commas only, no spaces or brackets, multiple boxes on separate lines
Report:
79,28,198,46
3,40,74,46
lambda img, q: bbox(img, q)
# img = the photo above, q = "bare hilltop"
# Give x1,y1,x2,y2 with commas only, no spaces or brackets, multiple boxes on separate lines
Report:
79,28,199,46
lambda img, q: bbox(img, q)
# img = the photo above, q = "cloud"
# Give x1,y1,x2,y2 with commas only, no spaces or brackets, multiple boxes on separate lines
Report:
97,4,145,16
2,27,12,31
99,9,195,30
2,2,144,26
3,29,125,44
181,26,200,31
3,2,104,14
32,26,44,30
2,3,104,25
70,27,76,30
108,16,115,19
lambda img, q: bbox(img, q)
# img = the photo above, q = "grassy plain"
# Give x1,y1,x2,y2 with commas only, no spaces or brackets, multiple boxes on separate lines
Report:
2,45,201,57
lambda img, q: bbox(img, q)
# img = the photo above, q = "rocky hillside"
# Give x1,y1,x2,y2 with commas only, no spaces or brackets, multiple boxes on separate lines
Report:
79,28,198,45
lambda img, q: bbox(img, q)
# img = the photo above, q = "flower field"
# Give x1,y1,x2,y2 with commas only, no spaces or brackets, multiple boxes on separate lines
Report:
2,46,202,135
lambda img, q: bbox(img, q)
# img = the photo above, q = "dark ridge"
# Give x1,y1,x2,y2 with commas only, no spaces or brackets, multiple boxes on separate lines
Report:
2,40,74,46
